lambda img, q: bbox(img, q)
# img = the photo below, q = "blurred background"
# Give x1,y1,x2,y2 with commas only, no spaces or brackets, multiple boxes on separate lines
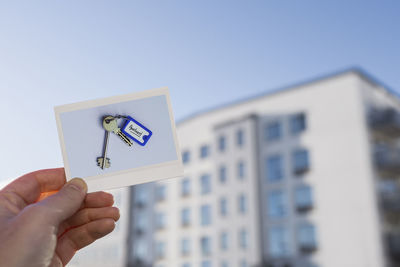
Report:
0,1,399,267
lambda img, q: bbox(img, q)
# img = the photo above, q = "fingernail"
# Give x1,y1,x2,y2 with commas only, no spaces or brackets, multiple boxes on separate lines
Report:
67,178,88,193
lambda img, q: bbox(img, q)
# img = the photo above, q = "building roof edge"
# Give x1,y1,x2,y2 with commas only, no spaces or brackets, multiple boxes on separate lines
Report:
177,67,398,126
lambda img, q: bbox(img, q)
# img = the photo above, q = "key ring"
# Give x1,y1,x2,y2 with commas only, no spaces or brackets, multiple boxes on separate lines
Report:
104,114,128,123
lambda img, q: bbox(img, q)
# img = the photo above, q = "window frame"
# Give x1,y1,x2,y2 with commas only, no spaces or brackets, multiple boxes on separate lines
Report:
265,120,282,141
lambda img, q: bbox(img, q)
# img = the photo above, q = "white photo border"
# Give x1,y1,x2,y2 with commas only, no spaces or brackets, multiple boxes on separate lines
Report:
54,87,183,192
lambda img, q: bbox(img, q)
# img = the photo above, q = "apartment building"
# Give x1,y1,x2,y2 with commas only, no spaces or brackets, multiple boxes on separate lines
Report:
125,69,400,267
65,68,400,267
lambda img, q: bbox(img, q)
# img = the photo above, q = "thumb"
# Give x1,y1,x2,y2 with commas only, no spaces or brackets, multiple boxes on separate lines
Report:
39,178,87,225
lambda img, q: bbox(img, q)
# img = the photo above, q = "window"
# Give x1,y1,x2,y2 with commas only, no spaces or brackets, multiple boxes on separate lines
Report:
155,184,166,202
200,145,210,159
268,226,290,257
155,241,166,259
239,229,248,249
135,213,147,232
298,224,317,251
268,190,287,218
220,232,228,250
220,197,228,216
181,208,191,226
181,238,191,255
293,149,310,174
290,113,306,134
265,121,282,141
181,178,191,196
134,186,147,206
237,160,246,179
240,260,248,267
266,155,284,182
218,135,226,152
238,194,247,214
201,260,212,267
236,129,244,147
155,212,166,229
201,205,212,226
200,236,211,256
219,165,227,183
182,150,190,164
201,174,211,194
134,240,147,259
295,186,313,211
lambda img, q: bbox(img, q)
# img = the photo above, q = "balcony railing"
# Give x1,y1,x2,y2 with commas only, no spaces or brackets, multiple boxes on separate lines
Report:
296,202,313,212
374,146,400,176
380,192,400,225
370,108,400,138
382,195,400,212
386,233,400,262
299,242,317,253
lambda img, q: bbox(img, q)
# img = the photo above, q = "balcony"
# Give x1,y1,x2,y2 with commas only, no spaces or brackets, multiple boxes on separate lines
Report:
374,146,400,177
263,261,292,267
299,242,317,253
370,108,400,138
382,196,400,213
293,165,309,175
386,233,400,262
296,202,313,213
382,199,400,225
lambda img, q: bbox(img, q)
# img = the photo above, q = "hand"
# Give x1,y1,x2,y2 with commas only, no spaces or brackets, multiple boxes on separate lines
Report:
0,168,120,267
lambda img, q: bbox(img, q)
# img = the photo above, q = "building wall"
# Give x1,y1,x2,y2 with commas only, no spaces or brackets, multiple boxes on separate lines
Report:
360,77,400,267
212,115,262,267
175,72,386,267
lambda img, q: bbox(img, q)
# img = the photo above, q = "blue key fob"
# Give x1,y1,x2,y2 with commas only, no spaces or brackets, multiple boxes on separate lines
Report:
121,116,152,146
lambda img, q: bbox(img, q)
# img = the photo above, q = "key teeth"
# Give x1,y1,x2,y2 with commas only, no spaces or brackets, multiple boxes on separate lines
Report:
117,132,133,146
97,157,111,169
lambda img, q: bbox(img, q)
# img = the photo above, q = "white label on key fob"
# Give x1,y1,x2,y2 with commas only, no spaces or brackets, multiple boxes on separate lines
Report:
121,116,152,146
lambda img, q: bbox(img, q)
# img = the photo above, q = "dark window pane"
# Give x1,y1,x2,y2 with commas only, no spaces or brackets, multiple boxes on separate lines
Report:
201,174,211,194
295,185,313,211
200,145,210,158
237,129,244,147
298,224,317,252
219,165,227,183
181,178,191,196
182,150,190,164
265,121,282,141
201,205,212,226
218,136,226,152
268,190,287,218
293,149,310,174
290,113,306,134
266,155,284,181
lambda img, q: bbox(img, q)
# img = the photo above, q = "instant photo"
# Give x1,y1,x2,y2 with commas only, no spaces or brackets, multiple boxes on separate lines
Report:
54,87,183,192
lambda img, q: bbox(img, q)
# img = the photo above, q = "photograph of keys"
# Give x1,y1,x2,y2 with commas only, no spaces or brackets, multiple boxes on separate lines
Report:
97,115,133,169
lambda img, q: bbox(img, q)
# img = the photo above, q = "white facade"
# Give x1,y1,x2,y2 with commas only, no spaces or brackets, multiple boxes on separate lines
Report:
128,69,400,267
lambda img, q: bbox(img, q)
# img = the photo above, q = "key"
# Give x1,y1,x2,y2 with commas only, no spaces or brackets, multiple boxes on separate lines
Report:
97,128,111,169
103,115,133,146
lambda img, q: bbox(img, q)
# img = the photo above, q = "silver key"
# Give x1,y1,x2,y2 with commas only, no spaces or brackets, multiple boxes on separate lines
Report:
97,128,111,170
103,116,133,146
97,131,111,169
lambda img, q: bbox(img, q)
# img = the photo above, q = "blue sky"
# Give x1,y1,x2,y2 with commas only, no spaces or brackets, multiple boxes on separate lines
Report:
0,1,399,182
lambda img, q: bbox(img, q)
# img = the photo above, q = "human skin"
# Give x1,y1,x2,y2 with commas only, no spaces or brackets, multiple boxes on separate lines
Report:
0,168,120,267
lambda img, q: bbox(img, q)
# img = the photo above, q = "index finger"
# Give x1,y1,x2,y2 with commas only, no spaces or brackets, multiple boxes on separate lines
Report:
1,168,67,205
